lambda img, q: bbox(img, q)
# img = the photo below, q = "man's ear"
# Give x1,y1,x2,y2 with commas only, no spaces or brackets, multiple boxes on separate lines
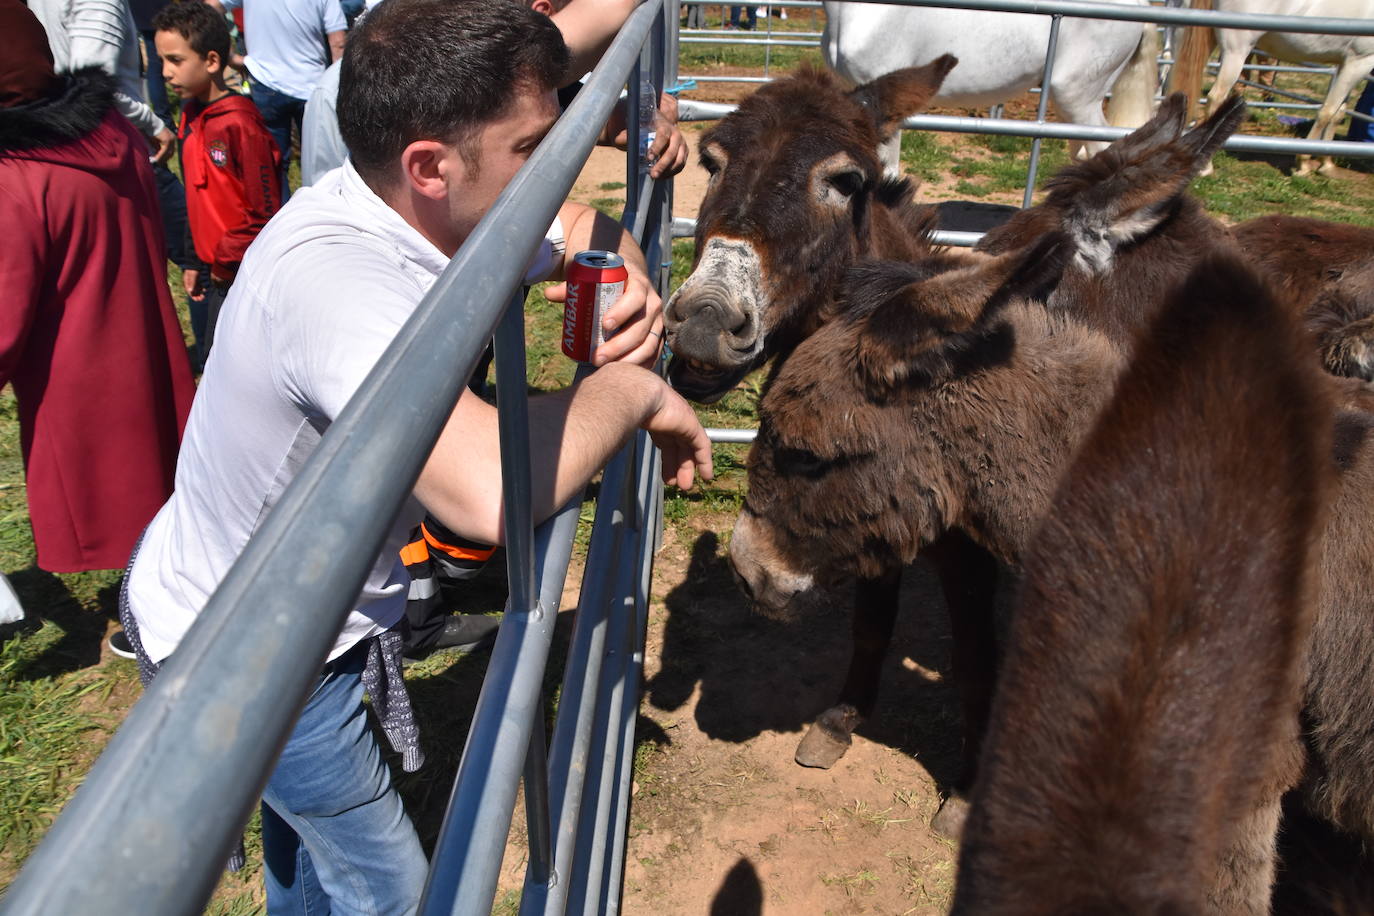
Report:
529,0,555,15
204,49,224,76
399,139,457,201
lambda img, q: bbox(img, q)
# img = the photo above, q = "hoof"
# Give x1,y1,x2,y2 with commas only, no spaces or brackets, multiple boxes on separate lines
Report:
795,722,852,768
931,795,970,840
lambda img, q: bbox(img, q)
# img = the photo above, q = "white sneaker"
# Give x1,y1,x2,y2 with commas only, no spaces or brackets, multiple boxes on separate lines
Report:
0,573,22,624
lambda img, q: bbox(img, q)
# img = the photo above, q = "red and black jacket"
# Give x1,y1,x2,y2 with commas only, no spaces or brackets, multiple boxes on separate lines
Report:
178,93,281,283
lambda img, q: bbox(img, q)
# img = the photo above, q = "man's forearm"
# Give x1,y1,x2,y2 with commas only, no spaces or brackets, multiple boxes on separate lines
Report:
327,30,346,61
415,363,665,545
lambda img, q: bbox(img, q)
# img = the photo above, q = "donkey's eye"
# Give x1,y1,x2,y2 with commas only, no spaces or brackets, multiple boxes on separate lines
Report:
826,170,865,198
775,446,830,479
700,154,720,175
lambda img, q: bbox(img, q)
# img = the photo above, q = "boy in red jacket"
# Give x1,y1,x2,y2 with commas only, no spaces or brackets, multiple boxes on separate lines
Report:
154,1,280,362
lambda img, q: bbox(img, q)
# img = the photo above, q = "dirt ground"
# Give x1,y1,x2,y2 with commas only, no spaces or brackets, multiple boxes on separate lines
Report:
623,522,967,915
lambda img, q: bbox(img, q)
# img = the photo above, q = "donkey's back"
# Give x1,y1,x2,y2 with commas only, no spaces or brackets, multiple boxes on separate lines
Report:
951,253,1334,914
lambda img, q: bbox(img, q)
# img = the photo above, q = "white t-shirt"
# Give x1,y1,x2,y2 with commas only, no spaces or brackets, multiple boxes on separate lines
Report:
222,0,347,101
127,160,561,663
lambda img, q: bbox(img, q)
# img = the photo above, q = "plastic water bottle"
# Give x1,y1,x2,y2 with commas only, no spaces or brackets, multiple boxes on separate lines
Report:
638,79,657,175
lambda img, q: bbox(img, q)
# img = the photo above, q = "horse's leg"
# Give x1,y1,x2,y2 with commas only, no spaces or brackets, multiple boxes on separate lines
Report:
879,131,903,178
1052,91,1112,160
922,530,1002,839
1300,55,1374,176
794,568,901,768
1196,38,1254,176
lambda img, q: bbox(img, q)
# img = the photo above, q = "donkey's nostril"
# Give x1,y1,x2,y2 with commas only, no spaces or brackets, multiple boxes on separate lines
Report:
731,559,757,603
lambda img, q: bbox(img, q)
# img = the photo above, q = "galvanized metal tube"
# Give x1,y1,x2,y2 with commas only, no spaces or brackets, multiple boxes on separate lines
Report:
1230,78,1374,123
680,28,824,37
901,112,1374,157
707,427,759,443
678,74,773,83
518,451,631,916
679,35,819,45
681,0,823,6
565,544,639,914
1023,13,1062,209
671,222,1015,248
490,291,552,888
603,434,661,916
522,707,554,886
844,0,1374,35
628,59,646,224
931,229,985,247
1206,60,1336,75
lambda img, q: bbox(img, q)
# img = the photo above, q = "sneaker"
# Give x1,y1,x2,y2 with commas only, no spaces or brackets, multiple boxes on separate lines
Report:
108,629,136,659
403,614,500,665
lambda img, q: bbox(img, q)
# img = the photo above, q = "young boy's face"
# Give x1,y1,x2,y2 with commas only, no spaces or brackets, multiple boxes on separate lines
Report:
155,30,221,102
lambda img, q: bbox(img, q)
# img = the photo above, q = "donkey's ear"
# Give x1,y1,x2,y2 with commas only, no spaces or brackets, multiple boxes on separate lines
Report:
1113,92,1191,154
851,234,1069,396
1181,93,1247,164
1063,94,1242,269
850,55,958,136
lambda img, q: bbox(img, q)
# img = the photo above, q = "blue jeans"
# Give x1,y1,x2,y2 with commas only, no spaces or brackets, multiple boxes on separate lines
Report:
1346,73,1374,143
250,81,306,200
260,643,428,916
141,29,174,127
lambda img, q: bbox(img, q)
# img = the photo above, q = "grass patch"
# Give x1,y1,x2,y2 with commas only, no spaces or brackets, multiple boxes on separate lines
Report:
900,130,948,184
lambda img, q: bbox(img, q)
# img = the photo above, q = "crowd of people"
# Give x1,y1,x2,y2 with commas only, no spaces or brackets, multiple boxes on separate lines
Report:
1,0,703,911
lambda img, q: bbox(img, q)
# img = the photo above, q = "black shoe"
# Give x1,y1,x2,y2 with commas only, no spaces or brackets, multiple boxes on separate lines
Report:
108,629,136,659
403,614,500,665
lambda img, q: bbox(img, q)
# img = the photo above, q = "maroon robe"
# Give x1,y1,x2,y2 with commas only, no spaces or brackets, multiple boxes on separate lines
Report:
0,71,195,572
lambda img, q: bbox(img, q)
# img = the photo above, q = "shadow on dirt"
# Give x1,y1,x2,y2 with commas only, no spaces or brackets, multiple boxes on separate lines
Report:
647,530,968,795
709,857,763,915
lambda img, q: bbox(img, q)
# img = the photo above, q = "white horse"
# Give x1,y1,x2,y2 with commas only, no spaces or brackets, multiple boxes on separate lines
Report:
1170,0,1374,175
820,0,1161,173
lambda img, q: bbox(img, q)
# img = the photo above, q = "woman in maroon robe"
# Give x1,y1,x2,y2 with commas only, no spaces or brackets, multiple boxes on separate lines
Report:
0,0,195,572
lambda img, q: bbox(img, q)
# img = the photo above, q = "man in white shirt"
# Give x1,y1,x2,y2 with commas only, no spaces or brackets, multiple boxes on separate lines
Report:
208,0,346,197
123,0,711,912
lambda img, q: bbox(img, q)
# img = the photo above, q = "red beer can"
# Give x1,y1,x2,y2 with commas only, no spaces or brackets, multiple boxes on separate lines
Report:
562,250,628,363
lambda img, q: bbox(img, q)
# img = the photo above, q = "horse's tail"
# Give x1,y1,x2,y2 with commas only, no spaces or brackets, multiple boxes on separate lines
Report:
1106,19,1161,127
1166,0,1217,120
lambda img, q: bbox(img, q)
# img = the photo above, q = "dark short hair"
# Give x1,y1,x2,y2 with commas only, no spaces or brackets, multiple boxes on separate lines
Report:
339,0,569,186
151,1,232,64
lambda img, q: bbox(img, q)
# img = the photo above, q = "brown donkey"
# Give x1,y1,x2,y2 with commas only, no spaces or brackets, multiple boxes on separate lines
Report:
662,58,1015,788
729,208,1374,882
949,254,1333,914
781,95,1254,804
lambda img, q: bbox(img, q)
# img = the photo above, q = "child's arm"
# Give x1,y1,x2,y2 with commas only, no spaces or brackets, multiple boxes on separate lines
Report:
210,122,283,284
